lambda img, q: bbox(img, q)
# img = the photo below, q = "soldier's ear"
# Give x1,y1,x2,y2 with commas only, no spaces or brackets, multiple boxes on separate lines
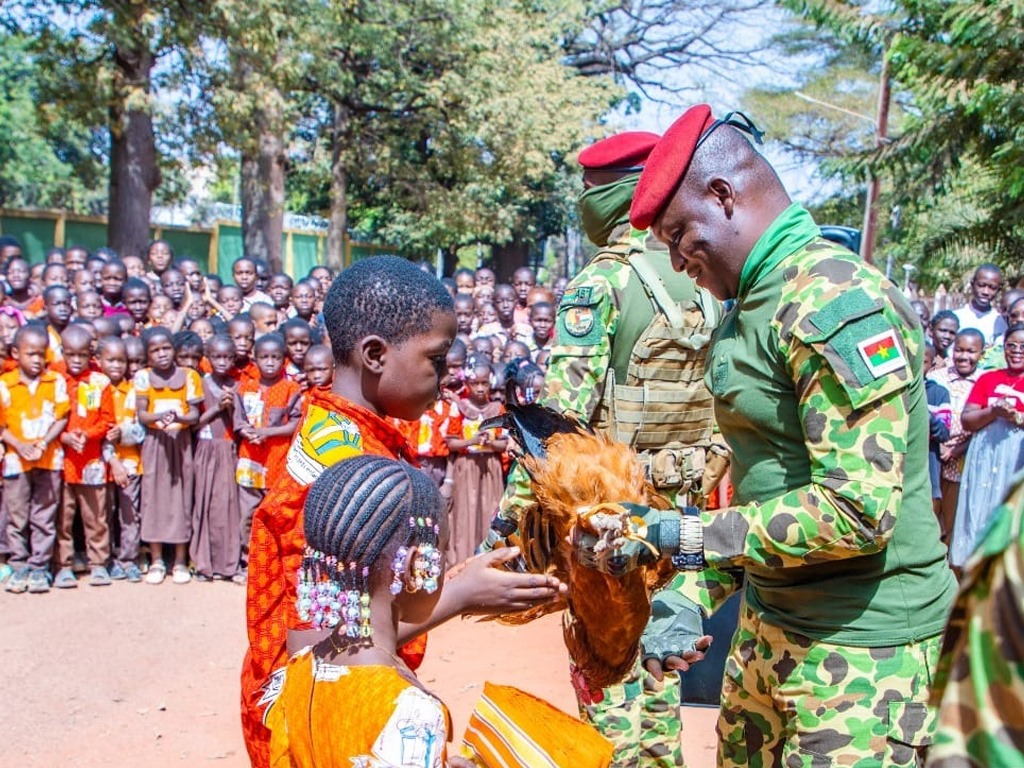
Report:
708,177,735,218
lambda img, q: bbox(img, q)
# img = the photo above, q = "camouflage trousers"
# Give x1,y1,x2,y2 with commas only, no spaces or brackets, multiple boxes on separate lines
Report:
575,659,685,768
718,604,942,768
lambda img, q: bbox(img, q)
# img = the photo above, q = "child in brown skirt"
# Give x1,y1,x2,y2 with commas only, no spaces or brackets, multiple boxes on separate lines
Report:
444,363,507,566
134,326,202,585
191,334,242,582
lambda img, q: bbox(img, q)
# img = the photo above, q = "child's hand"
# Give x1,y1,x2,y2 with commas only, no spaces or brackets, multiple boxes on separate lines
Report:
106,425,122,444
61,431,87,453
110,459,130,488
240,426,260,443
219,389,235,410
447,547,567,615
159,411,177,428
17,440,43,462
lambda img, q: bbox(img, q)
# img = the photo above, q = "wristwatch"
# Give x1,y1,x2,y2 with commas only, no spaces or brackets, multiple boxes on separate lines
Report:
670,511,706,571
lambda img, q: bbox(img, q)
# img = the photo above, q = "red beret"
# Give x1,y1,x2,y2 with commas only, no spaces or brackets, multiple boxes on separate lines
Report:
629,104,714,230
577,131,662,170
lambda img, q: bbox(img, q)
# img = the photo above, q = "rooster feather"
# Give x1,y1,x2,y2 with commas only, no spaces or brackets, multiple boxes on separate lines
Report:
516,431,674,690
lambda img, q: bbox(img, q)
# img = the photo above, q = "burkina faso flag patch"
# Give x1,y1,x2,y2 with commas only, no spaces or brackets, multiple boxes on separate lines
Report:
857,329,906,378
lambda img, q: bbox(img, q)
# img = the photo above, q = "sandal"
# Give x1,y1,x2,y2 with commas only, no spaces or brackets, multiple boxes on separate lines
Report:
145,561,166,585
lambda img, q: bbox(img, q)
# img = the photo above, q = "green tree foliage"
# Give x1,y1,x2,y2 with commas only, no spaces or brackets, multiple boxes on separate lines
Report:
0,31,105,211
781,1,1024,284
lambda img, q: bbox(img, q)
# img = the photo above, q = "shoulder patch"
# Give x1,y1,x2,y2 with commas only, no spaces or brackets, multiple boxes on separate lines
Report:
856,329,907,378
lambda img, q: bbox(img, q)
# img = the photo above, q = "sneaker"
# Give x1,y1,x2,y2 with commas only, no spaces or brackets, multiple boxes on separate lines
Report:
5,567,29,594
27,569,51,594
193,572,213,583
54,568,78,589
124,563,143,583
231,570,248,586
145,561,166,585
171,564,191,585
72,553,88,575
0,563,12,586
89,566,112,587
109,562,127,581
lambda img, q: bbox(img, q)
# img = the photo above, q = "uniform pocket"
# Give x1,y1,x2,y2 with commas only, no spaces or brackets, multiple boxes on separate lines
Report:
886,699,932,767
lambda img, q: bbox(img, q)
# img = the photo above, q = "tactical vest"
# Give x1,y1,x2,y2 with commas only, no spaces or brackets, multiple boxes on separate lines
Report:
591,238,721,491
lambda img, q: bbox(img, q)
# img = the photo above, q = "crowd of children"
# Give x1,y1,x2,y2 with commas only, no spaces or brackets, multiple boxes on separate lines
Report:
0,235,556,594
0,237,337,592
920,263,1024,569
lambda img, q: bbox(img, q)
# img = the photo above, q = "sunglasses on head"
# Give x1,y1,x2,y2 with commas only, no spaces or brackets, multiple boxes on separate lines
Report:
696,111,765,150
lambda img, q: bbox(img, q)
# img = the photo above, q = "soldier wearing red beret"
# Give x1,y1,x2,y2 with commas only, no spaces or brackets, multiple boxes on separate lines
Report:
577,105,957,767
483,129,727,768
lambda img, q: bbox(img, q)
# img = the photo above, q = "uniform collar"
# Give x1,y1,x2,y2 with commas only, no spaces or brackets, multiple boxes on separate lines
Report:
737,203,820,299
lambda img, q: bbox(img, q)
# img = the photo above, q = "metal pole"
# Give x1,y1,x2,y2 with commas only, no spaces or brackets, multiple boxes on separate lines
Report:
860,56,891,265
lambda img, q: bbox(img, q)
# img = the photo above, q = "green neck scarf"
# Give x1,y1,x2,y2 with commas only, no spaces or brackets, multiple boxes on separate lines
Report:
737,203,821,298
578,173,640,247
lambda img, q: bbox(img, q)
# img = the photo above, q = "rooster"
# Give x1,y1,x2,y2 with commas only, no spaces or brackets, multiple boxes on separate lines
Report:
483,384,675,690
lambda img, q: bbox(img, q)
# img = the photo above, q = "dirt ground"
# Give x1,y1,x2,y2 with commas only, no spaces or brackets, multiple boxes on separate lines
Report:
0,580,718,767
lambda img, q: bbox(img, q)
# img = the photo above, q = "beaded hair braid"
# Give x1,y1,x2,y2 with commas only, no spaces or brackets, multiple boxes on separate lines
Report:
298,455,444,647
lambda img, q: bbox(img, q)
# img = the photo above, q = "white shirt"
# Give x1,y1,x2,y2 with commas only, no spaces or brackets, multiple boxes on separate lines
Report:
952,303,1007,346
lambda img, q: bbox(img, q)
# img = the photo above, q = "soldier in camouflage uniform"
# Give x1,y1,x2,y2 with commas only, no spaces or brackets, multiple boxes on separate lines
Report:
480,132,722,768
928,470,1024,768
576,105,958,767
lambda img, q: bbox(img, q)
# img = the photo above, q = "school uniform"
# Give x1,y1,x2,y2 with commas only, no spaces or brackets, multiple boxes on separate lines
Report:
191,375,241,579
0,369,70,570
56,369,115,570
109,379,145,568
233,375,301,566
134,366,203,545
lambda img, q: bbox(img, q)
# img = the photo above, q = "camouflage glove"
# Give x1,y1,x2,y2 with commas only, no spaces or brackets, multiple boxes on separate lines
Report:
574,503,683,576
640,591,706,666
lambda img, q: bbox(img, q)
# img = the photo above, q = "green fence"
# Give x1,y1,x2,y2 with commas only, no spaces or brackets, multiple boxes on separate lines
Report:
0,209,393,277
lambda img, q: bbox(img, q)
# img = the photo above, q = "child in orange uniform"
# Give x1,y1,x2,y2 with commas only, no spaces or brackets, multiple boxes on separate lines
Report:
96,336,146,583
53,325,115,588
1,324,70,594
234,334,301,574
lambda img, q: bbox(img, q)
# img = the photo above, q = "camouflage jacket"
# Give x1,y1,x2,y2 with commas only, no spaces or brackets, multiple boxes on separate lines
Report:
928,470,1024,768
689,204,955,644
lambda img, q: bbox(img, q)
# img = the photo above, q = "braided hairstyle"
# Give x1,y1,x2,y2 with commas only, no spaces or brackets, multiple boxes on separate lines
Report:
304,455,445,583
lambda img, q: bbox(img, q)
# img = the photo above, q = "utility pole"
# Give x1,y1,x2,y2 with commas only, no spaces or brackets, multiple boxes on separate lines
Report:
860,56,891,265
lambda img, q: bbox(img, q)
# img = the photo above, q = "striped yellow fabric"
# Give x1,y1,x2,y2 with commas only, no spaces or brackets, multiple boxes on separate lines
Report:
461,683,614,768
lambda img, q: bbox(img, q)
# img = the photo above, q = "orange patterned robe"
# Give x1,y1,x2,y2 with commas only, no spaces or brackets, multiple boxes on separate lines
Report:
267,653,450,768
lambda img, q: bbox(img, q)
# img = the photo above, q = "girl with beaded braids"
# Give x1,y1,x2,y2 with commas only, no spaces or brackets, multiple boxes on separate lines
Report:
266,455,471,768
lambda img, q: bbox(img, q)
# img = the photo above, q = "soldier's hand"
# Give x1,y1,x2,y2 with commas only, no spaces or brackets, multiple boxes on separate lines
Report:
641,592,713,681
572,504,672,575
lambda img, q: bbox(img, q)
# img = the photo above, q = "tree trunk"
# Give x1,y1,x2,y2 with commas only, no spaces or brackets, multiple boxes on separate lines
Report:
108,38,158,260
325,103,348,271
492,237,530,282
240,124,285,273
